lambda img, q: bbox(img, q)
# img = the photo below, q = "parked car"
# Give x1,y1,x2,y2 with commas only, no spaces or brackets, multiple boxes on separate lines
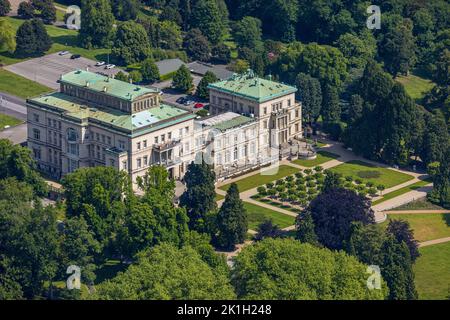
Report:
59,51,69,56
183,99,194,106
105,64,115,69
194,103,204,109
70,54,81,59
95,61,105,66
176,97,186,104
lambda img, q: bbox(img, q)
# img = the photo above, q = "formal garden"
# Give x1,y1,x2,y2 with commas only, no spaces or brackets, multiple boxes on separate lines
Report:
251,166,388,211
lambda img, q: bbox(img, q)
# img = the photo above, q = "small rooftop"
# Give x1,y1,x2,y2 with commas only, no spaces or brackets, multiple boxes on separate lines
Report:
198,112,255,132
187,61,234,80
60,70,158,101
155,58,186,76
208,70,297,103
29,92,194,134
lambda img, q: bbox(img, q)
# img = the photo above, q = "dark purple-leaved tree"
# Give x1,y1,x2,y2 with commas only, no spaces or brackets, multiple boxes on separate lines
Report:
305,188,375,250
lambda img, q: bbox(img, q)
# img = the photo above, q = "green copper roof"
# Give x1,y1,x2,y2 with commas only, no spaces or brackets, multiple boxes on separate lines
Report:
208,71,297,103
28,92,195,134
212,115,254,132
60,70,158,101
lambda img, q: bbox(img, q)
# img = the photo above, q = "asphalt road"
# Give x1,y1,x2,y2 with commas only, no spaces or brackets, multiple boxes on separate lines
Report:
0,91,27,145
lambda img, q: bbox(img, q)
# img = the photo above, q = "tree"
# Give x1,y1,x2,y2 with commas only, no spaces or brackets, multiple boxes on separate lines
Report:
195,71,218,99
295,73,321,124
159,20,182,50
15,18,52,57
321,84,341,123
172,64,193,93
211,43,231,64
381,237,418,300
112,21,151,65
17,1,34,19
60,216,101,286
111,0,138,21
433,49,450,87
322,171,343,192
114,71,129,82
215,183,247,250
92,243,236,299
254,220,283,241
190,0,227,45
295,210,318,245
0,0,10,16
129,70,142,83
0,19,16,53
0,178,60,299
0,139,47,196
386,219,420,263
232,238,387,300
79,0,114,48
183,28,211,62
428,148,450,209
180,160,217,233
306,188,375,250
348,94,364,123
335,32,376,69
40,1,56,24
233,16,262,49
419,112,449,166
379,19,417,77
141,59,160,83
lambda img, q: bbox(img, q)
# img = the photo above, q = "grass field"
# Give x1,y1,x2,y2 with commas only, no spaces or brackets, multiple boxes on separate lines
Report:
0,68,53,98
219,165,299,192
414,241,450,300
293,151,340,167
0,17,111,66
372,179,432,205
244,202,296,230
329,160,414,189
215,193,225,201
0,113,23,130
396,74,435,101
384,213,450,242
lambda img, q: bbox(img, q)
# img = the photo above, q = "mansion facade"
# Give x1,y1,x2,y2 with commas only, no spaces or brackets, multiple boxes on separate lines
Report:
26,69,302,188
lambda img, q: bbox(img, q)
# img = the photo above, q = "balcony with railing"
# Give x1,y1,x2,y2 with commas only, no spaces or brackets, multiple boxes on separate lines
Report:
152,138,181,152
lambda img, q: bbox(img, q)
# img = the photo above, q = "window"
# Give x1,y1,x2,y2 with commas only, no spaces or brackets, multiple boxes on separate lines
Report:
96,133,100,141
33,147,41,160
119,140,125,150
48,119,52,126
110,159,115,167
264,107,267,115
33,128,40,140
143,156,148,166
53,119,57,128
263,120,268,129
67,128,78,142
161,134,165,142
101,135,105,143
185,126,189,134
288,99,291,106
33,114,39,123
107,136,111,145
143,140,147,148
168,132,172,140
137,158,142,168
179,128,183,138
122,160,127,170
154,136,159,144
234,147,238,160
67,143,79,156
68,159,78,173
137,142,141,150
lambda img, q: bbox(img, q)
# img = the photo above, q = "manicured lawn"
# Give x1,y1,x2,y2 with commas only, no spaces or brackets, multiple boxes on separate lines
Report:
393,198,446,211
372,179,432,205
383,213,450,242
0,17,111,66
396,74,435,101
293,150,340,167
215,193,225,201
414,241,450,300
0,113,23,130
244,202,296,230
329,160,414,189
0,69,53,98
219,165,299,192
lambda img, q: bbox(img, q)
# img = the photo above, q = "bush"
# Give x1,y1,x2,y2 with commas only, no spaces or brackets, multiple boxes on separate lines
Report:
355,179,362,185
257,186,267,195
345,176,353,182
368,188,378,196
314,166,323,172
366,181,374,188
295,172,304,179
266,182,274,189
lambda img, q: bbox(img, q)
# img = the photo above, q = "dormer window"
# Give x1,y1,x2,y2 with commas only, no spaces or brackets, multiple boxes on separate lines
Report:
67,128,78,142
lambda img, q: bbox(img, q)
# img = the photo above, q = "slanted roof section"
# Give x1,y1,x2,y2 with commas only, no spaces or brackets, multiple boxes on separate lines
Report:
208,70,297,103
28,92,195,134
198,112,255,132
60,70,158,101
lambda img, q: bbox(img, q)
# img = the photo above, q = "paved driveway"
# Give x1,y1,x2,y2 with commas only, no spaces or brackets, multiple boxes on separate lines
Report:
4,53,122,90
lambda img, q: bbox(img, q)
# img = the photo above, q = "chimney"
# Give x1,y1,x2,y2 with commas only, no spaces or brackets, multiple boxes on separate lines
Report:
86,81,90,87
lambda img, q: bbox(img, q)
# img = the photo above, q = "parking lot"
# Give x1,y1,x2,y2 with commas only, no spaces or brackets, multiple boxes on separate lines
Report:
4,52,122,90
151,76,208,112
